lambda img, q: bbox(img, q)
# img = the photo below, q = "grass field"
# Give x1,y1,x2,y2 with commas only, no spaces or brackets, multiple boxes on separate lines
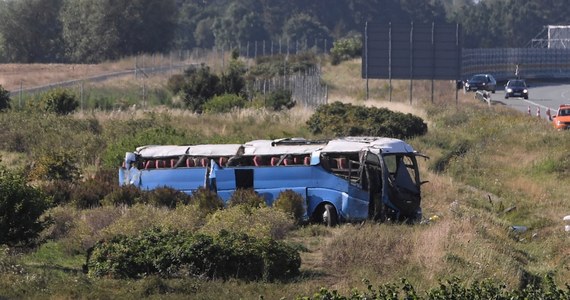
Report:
0,56,568,299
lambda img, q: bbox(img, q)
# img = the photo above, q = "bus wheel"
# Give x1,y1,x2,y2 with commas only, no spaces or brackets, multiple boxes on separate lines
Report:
322,204,338,227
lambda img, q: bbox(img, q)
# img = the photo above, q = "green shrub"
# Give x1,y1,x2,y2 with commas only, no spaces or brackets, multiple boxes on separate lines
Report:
0,167,52,247
143,187,192,208
71,178,114,209
0,85,10,111
306,101,427,139
227,188,266,209
189,187,224,216
38,179,75,206
181,65,221,112
330,35,362,65
265,89,295,111
273,190,306,224
28,151,80,182
84,228,301,281
203,93,247,113
201,206,295,240
40,88,79,115
101,184,143,207
166,74,186,94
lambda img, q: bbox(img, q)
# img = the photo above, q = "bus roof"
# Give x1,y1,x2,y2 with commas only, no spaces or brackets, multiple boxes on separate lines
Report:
243,139,325,156
135,144,243,158
132,137,416,158
321,137,415,154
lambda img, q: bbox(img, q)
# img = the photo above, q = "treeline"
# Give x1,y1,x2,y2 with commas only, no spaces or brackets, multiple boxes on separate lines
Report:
0,0,569,63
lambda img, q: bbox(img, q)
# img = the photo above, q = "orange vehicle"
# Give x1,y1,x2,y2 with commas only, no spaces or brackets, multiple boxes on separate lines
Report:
552,104,570,130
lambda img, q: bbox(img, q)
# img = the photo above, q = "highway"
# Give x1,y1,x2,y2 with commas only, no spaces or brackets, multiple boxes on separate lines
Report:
486,81,570,120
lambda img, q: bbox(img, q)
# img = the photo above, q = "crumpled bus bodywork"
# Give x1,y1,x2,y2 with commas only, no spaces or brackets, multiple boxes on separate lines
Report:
119,137,428,225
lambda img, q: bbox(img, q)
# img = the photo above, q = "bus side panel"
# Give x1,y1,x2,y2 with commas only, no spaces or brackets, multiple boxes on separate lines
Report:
252,166,314,189
217,166,313,204
139,168,207,194
215,168,238,203
306,188,369,222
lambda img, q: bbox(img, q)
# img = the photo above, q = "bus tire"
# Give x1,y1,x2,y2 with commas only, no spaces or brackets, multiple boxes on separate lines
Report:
323,204,338,227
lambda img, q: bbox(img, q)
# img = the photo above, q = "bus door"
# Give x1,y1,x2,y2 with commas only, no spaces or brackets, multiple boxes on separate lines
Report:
363,151,383,221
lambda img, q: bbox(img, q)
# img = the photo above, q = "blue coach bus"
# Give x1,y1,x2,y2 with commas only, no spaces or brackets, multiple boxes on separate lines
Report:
119,137,428,225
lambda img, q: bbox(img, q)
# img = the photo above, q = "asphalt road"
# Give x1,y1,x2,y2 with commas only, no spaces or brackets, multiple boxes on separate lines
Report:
485,81,570,120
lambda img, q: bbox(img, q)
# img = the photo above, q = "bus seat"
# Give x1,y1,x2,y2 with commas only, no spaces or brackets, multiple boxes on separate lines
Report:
336,157,347,169
271,157,280,166
145,160,155,169
170,159,177,168
219,156,228,166
200,158,209,167
304,156,311,165
186,158,195,167
253,155,264,166
284,157,293,166
156,160,167,168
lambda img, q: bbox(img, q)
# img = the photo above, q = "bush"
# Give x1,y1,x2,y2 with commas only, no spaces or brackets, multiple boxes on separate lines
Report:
166,74,186,94
0,167,52,247
181,65,221,112
40,88,79,115
273,190,306,224
227,188,266,209
203,93,247,113
38,179,75,206
101,184,143,207
0,85,11,111
330,35,362,65
71,178,115,209
189,187,224,216
306,101,428,139
265,89,295,111
28,151,80,182
84,228,301,281
143,187,192,208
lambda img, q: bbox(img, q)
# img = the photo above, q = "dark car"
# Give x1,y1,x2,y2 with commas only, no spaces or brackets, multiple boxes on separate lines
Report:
504,79,529,99
464,74,497,93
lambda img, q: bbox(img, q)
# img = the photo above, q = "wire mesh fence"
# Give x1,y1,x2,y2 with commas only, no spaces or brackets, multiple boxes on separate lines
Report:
7,45,329,111
462,48,570,81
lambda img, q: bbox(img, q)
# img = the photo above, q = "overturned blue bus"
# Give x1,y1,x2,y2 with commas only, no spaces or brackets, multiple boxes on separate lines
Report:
119,137,428,225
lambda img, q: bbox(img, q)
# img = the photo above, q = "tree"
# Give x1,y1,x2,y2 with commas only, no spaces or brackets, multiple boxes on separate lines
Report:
0,85,10,111
281,13,331,50
0,167,52,247
0,0,64,62
181,65,221,112
60,0,177,63
212,1,269,49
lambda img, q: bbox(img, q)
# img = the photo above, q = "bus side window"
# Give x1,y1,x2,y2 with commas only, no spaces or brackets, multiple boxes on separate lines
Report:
304,156,311,165
186,158,195,167
283,156,293,166
219,156,228,167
